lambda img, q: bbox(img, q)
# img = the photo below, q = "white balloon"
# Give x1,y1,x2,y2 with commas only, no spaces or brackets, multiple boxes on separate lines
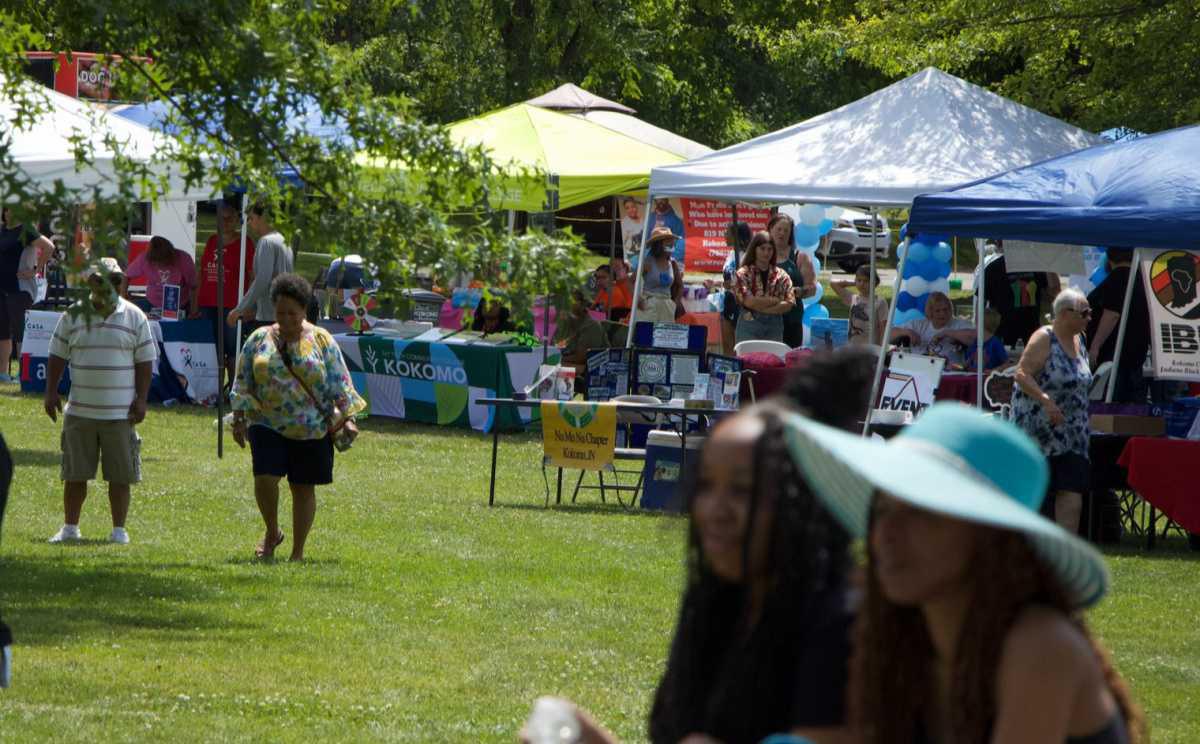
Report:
798,203,826,224
823,205,844,220
904,277,929,296
930,278,951,295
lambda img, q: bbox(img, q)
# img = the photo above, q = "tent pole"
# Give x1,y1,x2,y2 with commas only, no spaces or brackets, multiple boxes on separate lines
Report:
976,240,985,408
869,208,879,344
215,199,225,459
625,196,656,349
607,196,617,319
1104,249,1141,402
864,238,907,436
507,209,515,235
234,193,249,377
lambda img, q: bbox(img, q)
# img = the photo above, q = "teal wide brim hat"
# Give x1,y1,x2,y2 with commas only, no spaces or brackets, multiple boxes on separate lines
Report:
782,403,1108,609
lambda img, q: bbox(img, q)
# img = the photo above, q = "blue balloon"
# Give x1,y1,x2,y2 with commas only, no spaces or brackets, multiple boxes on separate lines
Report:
918,262,943,282
898,223,908,241
817,218,834,235
802,302,830,326
893,308,923,325
933,241,953,264
896,241,907,262
794,224,821,247
803,281,825,307
896,292,916,312
906,241,931,264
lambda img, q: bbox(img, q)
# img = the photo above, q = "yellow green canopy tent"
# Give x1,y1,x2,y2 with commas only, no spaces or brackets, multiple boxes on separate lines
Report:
358,103,685,212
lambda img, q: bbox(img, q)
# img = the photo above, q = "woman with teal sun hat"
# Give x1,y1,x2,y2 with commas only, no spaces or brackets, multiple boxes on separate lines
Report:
782,403,1146,744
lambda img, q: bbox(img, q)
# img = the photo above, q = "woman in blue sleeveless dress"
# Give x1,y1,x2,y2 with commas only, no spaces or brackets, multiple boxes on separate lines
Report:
1011,288,1094,534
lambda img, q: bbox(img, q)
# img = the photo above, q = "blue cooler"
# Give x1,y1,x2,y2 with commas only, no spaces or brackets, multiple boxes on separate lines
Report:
641,430,705,512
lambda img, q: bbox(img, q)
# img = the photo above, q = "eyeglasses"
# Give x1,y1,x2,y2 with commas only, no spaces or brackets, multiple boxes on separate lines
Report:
1070,307,1093,318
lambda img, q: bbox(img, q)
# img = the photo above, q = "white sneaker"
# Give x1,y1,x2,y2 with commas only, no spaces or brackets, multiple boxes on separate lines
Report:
49,525,82,543
109,527,130,545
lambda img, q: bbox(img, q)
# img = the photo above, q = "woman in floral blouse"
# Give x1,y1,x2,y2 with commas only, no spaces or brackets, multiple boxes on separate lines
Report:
734,231,795,344
231,273,365,560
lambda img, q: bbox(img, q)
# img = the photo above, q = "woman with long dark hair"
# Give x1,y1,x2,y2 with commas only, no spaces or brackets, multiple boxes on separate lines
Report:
734,231,795,344
766,213,815,348
524,349,877,744
785,403,1146,744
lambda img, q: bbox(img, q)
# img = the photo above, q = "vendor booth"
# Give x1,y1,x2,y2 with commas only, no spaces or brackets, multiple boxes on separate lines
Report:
635,67,1105,421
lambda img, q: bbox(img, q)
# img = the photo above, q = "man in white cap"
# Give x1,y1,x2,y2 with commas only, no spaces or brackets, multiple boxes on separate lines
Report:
45,257,156,544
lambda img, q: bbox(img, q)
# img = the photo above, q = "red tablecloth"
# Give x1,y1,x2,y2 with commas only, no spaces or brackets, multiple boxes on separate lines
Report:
936,373,979,405
1118,437,1200,533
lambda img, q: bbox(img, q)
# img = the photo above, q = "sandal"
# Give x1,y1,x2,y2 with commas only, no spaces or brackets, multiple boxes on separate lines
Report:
255,530,285,559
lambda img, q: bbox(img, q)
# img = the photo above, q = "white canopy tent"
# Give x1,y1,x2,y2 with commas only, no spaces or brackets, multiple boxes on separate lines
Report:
631,68,1104,422
526,82,636,114
570,110,712,161
1,74,213,201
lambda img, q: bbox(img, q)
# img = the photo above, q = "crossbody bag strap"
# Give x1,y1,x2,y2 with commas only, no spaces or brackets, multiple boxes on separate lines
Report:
277,329,346,433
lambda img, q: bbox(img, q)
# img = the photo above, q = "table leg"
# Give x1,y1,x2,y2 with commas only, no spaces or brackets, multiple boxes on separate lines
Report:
488,423,500,507
1148,505,1157,550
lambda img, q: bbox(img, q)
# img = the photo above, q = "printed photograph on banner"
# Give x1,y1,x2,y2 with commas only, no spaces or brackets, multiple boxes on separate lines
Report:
680,200,771,272
619,196,645,262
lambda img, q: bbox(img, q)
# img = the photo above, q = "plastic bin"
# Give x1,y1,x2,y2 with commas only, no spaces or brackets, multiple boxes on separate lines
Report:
641,430,706,512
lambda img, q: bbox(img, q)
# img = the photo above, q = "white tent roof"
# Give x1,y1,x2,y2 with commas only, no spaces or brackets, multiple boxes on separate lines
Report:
526,83,636,114
649,67,1105,207
1,75,213,201
570,110,713,160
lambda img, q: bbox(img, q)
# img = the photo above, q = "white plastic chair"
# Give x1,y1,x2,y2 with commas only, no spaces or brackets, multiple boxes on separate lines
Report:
733,339,791,360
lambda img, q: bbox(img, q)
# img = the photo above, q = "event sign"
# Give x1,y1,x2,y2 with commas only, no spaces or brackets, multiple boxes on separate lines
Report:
19,310,70,394
541,401,617,471
879,370,937,415
1140,248,1200,381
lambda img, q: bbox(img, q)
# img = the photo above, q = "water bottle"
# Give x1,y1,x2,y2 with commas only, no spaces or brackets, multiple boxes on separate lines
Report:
525,697,580,744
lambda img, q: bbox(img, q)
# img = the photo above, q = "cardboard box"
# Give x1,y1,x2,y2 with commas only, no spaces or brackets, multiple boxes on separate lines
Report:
1090,414,1165,436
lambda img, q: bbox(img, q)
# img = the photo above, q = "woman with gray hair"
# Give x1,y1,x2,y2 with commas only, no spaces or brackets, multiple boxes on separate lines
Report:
1010,287,1093,534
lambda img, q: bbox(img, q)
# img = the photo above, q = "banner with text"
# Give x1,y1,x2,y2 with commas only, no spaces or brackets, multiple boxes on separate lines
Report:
1141,248,1200,381
541,401,617,471
681,199,771,272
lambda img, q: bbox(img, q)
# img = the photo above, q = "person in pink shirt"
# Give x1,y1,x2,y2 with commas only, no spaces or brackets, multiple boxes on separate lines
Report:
126,236,199,317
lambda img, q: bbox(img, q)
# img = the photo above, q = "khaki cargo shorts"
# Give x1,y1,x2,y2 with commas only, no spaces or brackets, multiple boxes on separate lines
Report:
61,415,142,485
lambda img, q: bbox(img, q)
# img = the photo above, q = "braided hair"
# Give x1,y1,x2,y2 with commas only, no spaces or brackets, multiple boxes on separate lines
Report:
648,348,875,743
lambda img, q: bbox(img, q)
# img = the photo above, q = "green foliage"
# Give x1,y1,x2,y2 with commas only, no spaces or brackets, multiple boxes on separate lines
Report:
2,0,591,322
834,0,1199,134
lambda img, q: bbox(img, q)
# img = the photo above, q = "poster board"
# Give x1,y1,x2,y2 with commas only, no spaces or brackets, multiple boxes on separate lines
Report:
1140,248,1200,381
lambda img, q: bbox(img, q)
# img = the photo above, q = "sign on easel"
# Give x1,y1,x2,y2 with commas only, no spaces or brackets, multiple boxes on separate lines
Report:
879,352,944,416
1140,248,1200,381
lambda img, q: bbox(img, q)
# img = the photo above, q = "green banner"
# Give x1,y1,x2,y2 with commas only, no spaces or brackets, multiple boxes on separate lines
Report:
335,335,552,431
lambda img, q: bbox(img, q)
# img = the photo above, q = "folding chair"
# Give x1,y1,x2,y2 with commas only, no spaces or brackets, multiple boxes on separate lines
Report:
571,395,662,508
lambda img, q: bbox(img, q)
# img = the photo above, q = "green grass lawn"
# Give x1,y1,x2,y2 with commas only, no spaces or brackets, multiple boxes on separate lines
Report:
1,387,1197,742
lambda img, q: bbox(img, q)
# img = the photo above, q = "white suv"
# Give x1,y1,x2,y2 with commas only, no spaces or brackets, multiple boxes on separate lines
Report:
819,208,890,273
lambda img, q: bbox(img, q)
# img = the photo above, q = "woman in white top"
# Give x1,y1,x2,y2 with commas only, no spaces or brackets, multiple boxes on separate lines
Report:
890,291,976,366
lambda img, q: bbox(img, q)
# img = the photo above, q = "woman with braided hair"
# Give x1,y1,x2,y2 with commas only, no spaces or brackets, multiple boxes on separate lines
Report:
521,349,877,744
784,403,1147,744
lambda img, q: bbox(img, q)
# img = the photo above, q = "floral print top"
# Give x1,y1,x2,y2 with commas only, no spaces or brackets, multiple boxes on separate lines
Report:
734,265,794,304
232,324,366,440
1010,329,1092,458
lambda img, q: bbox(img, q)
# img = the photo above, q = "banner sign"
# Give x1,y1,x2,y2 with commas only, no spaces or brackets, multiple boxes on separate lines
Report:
1141,249,1200,381
335,334,548,431
629,197,771,272
681,199,771,272
20,312,216,402
541,401,617,471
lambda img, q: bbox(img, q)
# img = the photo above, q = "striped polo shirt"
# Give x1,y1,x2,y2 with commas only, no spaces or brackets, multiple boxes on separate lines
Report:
48,297,157,420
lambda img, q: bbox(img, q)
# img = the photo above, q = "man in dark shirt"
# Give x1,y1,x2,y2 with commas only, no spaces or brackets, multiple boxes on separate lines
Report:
1086,247,1150,403
980,241,1061,346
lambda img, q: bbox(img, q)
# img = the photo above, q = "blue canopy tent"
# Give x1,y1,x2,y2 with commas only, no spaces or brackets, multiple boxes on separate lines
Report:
908,124,1200,250
909,124,1200,400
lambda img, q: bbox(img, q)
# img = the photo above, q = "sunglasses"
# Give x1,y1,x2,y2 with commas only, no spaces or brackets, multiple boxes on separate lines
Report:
1070,307,1093,318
